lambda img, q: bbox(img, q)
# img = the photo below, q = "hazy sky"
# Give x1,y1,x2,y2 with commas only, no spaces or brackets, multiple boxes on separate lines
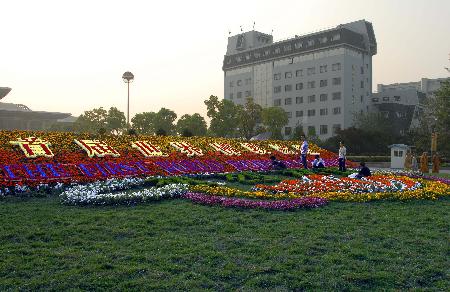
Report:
1,0,449,120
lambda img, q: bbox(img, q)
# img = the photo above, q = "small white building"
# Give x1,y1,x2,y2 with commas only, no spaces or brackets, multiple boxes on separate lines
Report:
388,144,410,169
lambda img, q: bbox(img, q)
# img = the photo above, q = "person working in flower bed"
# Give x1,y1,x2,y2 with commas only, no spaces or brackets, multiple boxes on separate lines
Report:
270,155,286,170
356,162,371,179
312,154,325,169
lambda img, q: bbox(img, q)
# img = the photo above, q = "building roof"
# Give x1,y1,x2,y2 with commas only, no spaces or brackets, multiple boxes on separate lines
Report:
388,144,410,149
0,87,12,100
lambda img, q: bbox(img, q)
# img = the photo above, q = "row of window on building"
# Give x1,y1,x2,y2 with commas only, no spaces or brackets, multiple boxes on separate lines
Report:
283,107,342,119
229,91,252,99
231,33,342,64
229,78,252,88
371,96,401,103
284,124,341,136
274,63,342,81
274,92,342,106
274,78,349,93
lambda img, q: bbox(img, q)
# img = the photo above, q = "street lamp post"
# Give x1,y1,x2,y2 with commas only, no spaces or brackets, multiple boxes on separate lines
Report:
122,71,135,127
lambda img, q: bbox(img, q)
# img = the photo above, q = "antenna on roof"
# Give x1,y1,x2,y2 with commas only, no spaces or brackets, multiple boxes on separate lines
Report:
240,25,243,32
271,29,273,35
228,29,231,35
253,21,255,30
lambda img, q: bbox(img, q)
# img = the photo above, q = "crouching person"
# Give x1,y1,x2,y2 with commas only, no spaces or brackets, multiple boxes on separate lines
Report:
270,155,287,170
312,154,325,169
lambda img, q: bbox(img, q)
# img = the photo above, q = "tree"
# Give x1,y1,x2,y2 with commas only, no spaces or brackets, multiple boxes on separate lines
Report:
290,124,305,141
106,107,126,135
176,113,207,137
204,95,239,137
74,107,108,134
131,112,156,135
153,108,177,136
410,81,450,156
261,107,288,140
237,98,262,139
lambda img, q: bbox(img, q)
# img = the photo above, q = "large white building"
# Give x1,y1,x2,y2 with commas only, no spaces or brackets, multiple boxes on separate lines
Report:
223,20,377,139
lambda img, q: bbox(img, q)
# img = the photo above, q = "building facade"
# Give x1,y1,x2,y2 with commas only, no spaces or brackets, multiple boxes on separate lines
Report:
223,20,377,139
369,77,450,135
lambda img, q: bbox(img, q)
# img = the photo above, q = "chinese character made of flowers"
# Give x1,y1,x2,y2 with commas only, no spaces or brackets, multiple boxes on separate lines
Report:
210,142,241,156
10,137,54,158
240,143,268,155
131,141,168,157
170,141,203,157
74,140,120,158
268,144,295,155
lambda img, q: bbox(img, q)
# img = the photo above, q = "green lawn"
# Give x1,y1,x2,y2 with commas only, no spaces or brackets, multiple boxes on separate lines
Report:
1,196,449,290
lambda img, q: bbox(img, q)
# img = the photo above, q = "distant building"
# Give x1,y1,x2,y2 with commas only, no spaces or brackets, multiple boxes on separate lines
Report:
0,87,73,131
223,20,377,139
377,77,450,95
370,77,450,135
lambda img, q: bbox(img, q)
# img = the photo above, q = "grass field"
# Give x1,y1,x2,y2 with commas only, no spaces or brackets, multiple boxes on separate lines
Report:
1,195,449,290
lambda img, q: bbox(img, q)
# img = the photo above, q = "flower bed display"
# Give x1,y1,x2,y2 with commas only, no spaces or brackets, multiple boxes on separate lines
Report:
0,130,341,189
182,192,328,210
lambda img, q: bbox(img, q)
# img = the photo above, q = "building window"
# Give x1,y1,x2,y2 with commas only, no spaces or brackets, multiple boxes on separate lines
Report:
361,81,364,88
333,107,341,115
285,84,292,92
245,78,252,85
229,81,234,87
296,96,303,104
285,126,292,135
320,125,328,135
237,80,242,86
254,52,261,58
286,112,292,118
332,33,340,41
320,108,328,116
333,124,341,134
296,83,303,90
394,150,404,157
308,95,316,103
307,39,315,46
394,96,401,101
296,69,303,77
296,110,303,117
372,97,379,102
307,109,316,116
307,81,315,89
274,73,281,80
284,45,292,51
332,92,342,100
361,66,364,74
285,71,292,78
264,50,270,56
332,63,341,71
274,86,281,93
307,67,316,75
285,97,292,105
320,65,327,73
245,90,251,97
332,77,341,85
229,93,233,99
274,47,281,54
320,94,328,101
360,95,363,103
383,96,389,101
308,126,316,135
274,99,281,106
320,79,328,87
295,42,303,49
237,92,242,99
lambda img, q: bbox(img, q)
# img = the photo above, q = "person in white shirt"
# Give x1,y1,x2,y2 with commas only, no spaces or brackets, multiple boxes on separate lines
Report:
300,135,308,169
338,141,347,171
312,154,325,169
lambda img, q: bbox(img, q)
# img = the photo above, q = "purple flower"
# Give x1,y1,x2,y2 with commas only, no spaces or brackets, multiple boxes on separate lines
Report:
182,192,328,210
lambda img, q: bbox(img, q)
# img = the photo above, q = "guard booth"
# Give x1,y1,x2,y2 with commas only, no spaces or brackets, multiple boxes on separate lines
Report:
388,144,410,169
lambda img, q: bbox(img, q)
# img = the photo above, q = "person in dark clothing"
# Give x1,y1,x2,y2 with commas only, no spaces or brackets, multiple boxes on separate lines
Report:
270,155,286,170
356,162,371,179
312,154,325,169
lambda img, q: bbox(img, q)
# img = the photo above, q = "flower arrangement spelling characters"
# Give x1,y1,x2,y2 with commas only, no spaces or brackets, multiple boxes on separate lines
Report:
10,137,54,158
210,142,241,156
131,141,167,157
240,142,268,155
268,143,295,155
75,139,120,158
170,141,204,157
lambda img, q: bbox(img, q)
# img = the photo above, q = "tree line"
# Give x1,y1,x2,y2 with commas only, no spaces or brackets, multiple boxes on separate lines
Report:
52,81,449,157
